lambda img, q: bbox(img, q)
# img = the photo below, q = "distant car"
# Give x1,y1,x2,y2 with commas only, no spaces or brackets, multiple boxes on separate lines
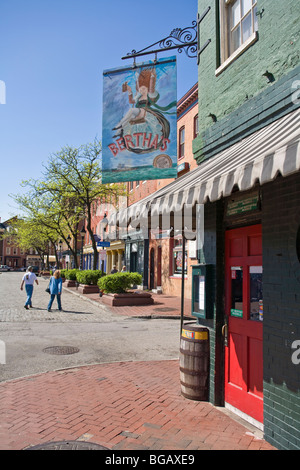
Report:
0,265,11,272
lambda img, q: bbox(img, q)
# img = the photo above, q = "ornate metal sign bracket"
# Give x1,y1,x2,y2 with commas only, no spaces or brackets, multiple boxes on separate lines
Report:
122,22,198,65
197,6,211,64
122,7,211,66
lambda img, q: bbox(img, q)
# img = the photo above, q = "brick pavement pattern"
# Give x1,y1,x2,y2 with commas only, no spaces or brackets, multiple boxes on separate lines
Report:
0,360,275,450
64,286,193,319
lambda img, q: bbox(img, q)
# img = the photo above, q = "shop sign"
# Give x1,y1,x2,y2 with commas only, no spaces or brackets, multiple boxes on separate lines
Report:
230,308,243,318
226,195,259,217
102,57,177,183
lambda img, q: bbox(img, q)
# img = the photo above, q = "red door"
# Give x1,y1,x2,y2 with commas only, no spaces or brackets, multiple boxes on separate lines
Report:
225,225,263,424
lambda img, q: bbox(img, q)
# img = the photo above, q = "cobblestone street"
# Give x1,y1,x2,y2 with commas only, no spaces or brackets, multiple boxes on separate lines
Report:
0,272,120,323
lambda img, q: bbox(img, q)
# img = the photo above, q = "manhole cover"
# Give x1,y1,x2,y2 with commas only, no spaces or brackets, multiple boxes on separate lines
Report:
25,440,108,450
153,307,176,312
42,346,80,355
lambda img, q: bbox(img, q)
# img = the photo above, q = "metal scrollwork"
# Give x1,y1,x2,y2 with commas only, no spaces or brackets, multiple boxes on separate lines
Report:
122,22,198,61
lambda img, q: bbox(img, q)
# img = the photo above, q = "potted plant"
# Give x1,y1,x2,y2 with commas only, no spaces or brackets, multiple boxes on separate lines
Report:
76,270,105,294
64,269,79,287
98,272,154,306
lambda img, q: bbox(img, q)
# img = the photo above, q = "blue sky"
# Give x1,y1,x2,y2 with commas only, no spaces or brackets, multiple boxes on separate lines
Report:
0,0,198,222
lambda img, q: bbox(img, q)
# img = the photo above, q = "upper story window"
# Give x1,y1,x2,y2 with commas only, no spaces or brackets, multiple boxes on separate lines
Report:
217,0,258,74
229,0,258,55
194,114,199,139
179,126,185,159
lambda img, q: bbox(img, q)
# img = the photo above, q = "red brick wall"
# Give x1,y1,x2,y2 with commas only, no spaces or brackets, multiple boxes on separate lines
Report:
127,84,199,296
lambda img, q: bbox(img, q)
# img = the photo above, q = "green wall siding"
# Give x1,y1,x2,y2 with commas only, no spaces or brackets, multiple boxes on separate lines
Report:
194,0,300,162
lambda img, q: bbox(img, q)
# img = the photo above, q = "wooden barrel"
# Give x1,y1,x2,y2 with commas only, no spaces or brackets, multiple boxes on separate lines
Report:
180,323,209,401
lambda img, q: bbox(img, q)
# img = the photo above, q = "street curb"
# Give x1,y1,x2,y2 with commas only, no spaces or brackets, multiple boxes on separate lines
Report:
0,358,180,385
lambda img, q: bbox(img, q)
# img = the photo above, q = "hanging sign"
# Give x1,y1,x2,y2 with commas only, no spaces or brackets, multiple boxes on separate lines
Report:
102,56,177,184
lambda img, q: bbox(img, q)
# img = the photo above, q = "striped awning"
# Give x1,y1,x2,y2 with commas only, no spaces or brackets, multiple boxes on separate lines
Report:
111,108,300,227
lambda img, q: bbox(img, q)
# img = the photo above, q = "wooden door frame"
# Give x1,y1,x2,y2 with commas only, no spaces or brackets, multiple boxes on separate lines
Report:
224,224,263,424
157,246,162,286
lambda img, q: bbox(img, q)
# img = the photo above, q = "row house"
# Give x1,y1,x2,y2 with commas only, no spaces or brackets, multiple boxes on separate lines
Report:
0,218,27,269
81,196,127,273
124,83,199,292
86,85,199,280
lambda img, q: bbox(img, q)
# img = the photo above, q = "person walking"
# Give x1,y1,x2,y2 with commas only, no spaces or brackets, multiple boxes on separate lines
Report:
20,266,39,309
110,265,118,274
47,269,63,312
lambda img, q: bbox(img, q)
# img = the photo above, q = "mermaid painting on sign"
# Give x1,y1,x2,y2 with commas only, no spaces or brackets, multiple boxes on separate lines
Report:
102,57,177,183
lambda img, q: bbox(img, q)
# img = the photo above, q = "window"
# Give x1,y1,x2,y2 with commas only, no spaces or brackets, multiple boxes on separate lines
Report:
179,127,185,159
129,181,134,191
172,238,187,276
6,247,10,255
136,181,140,187
194,114,199,138
229,0,258,55
218,0,258,72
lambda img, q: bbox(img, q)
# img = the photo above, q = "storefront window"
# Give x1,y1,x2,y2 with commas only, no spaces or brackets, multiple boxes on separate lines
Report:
249,266,263,322
173,238,187,275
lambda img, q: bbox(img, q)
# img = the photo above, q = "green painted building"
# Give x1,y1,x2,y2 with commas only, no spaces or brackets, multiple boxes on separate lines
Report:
191,0,300,450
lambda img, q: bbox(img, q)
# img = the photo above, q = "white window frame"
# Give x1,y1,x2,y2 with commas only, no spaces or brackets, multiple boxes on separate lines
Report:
216,0,258,76
179,126,185,159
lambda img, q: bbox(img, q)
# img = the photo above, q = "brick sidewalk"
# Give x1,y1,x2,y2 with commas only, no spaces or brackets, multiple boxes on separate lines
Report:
0,360,276,450
63,286,193,319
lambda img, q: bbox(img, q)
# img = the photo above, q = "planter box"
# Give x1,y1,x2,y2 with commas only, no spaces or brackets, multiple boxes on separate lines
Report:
64,280,76,287
101,291,154,307
77,284,99,294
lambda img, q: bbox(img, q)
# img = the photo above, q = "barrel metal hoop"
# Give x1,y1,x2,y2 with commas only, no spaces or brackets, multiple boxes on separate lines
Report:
180,380,208,391
180,366,208,376
179,348,209,358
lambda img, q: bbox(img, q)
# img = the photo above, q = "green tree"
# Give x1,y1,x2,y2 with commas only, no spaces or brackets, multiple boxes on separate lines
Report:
11,140,125,270
39,140,125,270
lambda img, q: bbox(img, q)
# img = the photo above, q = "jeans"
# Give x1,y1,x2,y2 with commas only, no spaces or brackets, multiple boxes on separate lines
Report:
25,284,34,307
48,294,62,311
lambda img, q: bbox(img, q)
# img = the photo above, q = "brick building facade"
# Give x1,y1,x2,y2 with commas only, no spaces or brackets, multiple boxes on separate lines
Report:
0,218,27,269
125,83,199,294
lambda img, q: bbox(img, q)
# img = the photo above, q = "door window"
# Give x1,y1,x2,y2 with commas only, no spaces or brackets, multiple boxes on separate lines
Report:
231,266,243,317
249,266,263,322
